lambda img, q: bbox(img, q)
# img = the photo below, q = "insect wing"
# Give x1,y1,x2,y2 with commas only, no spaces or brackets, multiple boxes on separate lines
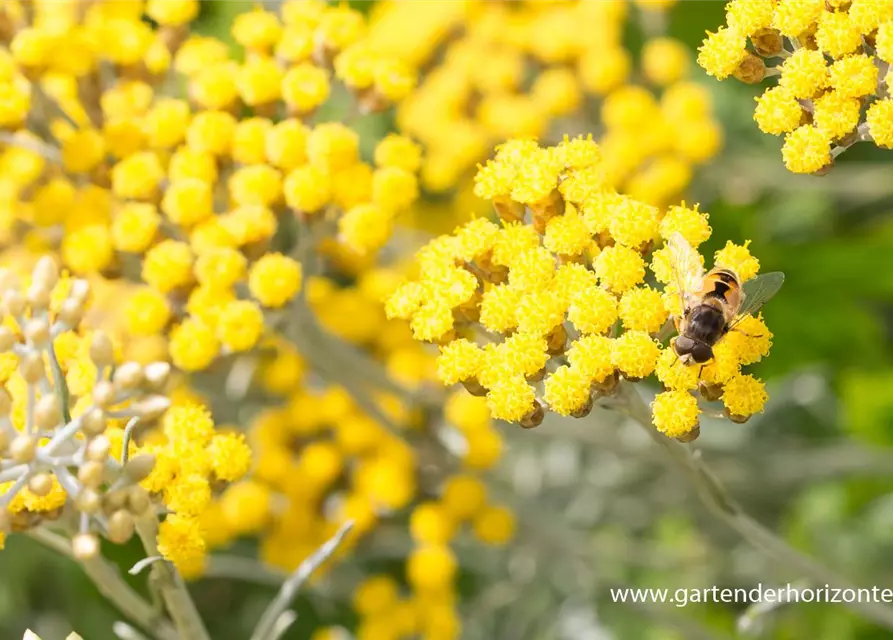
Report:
734,271,785,320
666,233,704,316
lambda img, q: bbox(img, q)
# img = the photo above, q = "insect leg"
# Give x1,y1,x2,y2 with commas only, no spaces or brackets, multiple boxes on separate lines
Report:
730,327,764,339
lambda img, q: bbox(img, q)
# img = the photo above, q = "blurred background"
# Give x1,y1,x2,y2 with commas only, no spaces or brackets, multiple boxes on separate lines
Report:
3,1,893,639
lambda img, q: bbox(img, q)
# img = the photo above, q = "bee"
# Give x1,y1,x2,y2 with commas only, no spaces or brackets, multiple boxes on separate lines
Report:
666,233,784,365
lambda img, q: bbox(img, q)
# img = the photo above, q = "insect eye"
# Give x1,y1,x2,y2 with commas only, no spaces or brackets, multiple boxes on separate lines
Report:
691,343,712,363
674,336,693,355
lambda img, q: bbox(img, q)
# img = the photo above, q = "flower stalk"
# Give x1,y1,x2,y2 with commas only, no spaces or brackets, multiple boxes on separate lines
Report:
134,516,212,640
26,528,177,640
249,521,354,640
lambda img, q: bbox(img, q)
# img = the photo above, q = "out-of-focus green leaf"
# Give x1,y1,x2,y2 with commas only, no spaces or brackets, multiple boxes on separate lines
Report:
841,370,893,447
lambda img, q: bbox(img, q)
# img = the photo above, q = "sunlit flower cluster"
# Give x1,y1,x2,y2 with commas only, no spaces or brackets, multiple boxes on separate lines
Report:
387,138,773,440
0,4,527,632
0,0,426,377
181,265,516,635
0,256,248,573
0,3,797,639
374,0,720,210
698,0,893,173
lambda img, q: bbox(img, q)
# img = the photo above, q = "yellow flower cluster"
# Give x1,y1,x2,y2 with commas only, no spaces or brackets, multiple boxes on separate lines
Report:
0,0,425,375
139,401,252,575
387,138,773,441
185,269,513,630
374,0,719,210
0,255,249,572
698,0,893,173
200,382,418,571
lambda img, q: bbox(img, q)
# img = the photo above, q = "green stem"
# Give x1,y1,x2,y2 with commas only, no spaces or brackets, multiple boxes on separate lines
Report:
134,517,212,640
121,417,140,465
26,529,177,640
249,521,353,640
47,342,72,424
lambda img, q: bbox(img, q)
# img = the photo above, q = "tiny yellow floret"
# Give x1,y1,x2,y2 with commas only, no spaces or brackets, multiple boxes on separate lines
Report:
207,433,252,482
217,301,264,352
714,240,760,281
754,87,805,135
867,99,893,148
248,253,302,308
143,240,194,293
697,28,747,80
486,376,536,422
778,49,828,99
651,390,699,438
170,319,219,371
781,125,832,174
543,365,593,416
611,331,660,379
829,55,879,99
307,122,359,172
567,285,619,335
158,514,206,572
656,347,700,391
619,286,669,333
126,287,171,336
436,339,483,386
722,373,768,417
472,505,516,545
593,245,646,292
441,474,487,521
112,202,161,253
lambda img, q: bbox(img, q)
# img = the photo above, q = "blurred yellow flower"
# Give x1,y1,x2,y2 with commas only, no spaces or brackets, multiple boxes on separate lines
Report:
699,0,893,172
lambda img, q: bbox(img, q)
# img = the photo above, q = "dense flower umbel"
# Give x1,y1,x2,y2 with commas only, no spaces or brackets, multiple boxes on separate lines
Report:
376,0,720,208
387,138,773,440
191,269,514,635
698,0,893,173
0,4,518,635
205,387,512,637
0,0,424,374
0,256,249,571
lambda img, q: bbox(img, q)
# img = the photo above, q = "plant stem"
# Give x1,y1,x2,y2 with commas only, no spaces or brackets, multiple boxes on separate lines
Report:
26,529,177,640
616,382,893,631
249,521,353,640
0,131,62,163
121,417,140,465
133,517,212,640
737,579,809,635
47,341,72,423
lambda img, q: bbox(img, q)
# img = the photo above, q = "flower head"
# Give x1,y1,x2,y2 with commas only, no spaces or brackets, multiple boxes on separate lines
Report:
697,28,748,80
782,125,832,174
699,0,893,171
652,390,699,439
0,257,245,575
390,139,775,434
722,374,768,418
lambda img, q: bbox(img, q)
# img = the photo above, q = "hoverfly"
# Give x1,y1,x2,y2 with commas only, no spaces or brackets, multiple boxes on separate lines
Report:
666,233,784,365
